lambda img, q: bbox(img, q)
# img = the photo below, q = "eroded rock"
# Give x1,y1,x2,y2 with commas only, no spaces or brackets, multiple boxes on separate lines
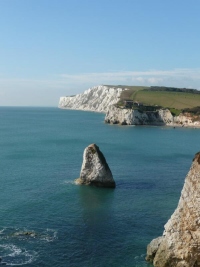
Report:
146,236,163,263
75,144,115,188
146,152,200,267
105,105,174,125
105,105,200,127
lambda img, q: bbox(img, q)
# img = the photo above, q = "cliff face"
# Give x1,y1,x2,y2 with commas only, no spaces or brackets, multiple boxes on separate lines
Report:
105,105,174,125
105,105,200,127
146,152,200,267
59,85,124,113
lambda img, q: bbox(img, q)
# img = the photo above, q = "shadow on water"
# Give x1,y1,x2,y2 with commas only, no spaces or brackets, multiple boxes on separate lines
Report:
77,185,115,226
68,185,152,267
64,185,118,267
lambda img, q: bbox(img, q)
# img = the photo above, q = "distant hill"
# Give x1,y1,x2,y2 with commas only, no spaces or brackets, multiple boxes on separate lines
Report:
59,84,200,116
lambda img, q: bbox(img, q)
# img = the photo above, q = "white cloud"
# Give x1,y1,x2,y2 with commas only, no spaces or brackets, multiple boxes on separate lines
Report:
135,77,145,82
147,77,164,84
59,68,200,89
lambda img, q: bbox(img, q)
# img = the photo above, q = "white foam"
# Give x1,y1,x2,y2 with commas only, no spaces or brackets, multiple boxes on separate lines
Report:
7,245,22,257
0,244,37,265
0,228,5,234
62,180,75,185
0,226,57,265
40,228,58,242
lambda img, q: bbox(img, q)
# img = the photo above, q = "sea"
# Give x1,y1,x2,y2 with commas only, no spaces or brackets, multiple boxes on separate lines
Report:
0,107,199,267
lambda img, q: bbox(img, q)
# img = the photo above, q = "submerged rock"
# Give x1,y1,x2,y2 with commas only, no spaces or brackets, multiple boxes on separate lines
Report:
146,152,200,267
75,144,115,188
12,231,37,238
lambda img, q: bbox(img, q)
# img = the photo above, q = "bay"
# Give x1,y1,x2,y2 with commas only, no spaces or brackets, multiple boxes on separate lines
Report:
0,107,199,266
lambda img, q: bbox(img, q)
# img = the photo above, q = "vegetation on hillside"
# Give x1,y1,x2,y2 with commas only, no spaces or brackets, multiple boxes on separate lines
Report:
110,85,200,116
132,90,200,109
182,106,200,115
145,86,200,94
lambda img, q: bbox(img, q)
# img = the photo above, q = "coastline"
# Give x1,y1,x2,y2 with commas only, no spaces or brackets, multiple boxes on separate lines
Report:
59,107,200,129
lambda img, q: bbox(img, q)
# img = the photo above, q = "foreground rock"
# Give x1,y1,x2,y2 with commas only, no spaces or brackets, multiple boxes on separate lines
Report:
146,152,200,267
75,144,115,188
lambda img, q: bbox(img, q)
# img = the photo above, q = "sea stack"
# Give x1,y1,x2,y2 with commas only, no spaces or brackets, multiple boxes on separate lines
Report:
146,152,200,267
75,144,115,188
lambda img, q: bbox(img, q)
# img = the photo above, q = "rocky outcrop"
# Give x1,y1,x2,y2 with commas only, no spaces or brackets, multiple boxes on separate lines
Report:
105,105,174,125
146,152,200,267
75,144,115,188
59,85,124,113
146,236,164,263
105,105,200,127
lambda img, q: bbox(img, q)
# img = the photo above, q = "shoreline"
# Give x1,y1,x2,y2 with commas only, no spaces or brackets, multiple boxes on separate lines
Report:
59,107,200,129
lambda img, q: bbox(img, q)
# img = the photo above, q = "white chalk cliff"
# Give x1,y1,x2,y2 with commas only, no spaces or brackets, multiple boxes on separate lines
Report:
105,105,174,125
146,152,200,267
105,105,200,127
59,85,124,113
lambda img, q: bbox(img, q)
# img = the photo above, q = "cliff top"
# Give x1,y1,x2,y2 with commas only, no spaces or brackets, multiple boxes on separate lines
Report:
113,85,200,111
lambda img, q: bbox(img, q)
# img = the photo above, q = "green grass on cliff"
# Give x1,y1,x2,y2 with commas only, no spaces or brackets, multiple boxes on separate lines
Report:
133,90,200,109
109,85,200,110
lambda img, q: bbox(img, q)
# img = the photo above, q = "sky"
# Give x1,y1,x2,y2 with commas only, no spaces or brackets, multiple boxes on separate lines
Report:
0,0,200,106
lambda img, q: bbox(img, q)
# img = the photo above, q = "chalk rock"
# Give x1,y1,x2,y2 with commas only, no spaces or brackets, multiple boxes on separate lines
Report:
146,152,200,267
59,85,124,113
105,105,174,125
75,144,115,188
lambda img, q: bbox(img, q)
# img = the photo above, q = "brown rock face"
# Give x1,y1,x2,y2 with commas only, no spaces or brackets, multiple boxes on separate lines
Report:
75,144,115,188
146,152,200,267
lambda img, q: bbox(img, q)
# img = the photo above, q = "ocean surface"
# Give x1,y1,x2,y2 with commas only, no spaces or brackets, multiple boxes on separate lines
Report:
0,107,200,267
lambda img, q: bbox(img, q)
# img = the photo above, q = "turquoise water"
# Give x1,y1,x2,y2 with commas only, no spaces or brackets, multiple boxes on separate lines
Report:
0,107,199,266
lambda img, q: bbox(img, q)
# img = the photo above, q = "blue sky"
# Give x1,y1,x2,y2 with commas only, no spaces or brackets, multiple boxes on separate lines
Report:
0,0,200,106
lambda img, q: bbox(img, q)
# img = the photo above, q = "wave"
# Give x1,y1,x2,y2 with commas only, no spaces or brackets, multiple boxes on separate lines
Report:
62,180,75,185
0,227,58,265
132,254,149,267
0,244,37,266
